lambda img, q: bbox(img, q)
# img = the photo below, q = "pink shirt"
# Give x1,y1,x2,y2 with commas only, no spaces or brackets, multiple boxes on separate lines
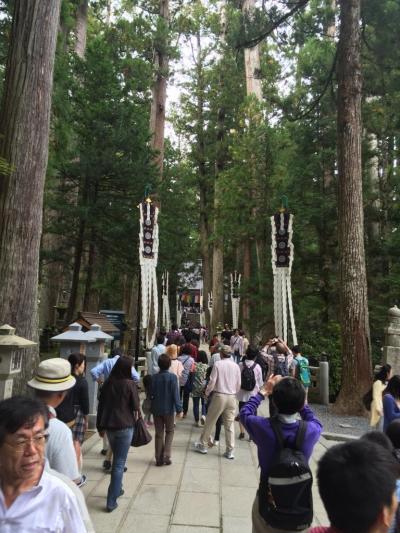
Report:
206,358,241,396
169,359,184,379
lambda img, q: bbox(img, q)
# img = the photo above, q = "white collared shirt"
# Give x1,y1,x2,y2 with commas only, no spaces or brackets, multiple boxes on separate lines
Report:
0,469,86,532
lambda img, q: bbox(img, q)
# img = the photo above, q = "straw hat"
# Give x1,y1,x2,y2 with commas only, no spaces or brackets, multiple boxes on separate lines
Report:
28,358,76,392
219,345,232,356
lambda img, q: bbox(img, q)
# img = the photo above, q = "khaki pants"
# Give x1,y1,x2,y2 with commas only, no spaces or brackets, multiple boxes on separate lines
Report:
251,494,309,533
154,414,175,462
200,392,236,452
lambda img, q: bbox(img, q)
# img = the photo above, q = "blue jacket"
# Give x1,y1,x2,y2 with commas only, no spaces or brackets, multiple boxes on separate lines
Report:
383,393,400,431
150,370,182,416
90,355,140,382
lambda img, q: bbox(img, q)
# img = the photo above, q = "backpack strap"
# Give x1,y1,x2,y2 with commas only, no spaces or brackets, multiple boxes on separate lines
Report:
270,417,308,451
295,420,307,450
269,416,285,449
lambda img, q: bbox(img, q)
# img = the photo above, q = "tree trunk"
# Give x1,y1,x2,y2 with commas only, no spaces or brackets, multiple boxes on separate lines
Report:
242,0,262,100
75,0,88,59
0,0,61,384
333,0,372,414
82,229,97,311
65,217,85,324
149,0,169,175
242,0,267,300
211,101,226,333
194,30,212,331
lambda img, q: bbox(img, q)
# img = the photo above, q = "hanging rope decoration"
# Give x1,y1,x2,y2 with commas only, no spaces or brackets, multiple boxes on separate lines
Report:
161,271,170,330
176,292,182,327
200,288,206,327
230,271,241,330
139,196,159,348
270,198,298,345
207,292,213,325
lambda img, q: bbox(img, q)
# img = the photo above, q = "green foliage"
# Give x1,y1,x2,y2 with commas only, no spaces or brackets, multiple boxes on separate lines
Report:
44,9,157,307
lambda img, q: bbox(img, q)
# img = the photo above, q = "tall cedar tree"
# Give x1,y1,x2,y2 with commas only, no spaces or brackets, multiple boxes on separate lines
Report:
0,0,61,381
334,0,372,414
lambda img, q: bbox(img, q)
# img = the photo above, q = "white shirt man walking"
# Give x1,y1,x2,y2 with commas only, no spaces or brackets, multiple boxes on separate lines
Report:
194,345,241,459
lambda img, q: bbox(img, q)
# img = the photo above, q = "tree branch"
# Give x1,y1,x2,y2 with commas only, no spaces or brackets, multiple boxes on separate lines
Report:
287,48,338,122
236,0,310,49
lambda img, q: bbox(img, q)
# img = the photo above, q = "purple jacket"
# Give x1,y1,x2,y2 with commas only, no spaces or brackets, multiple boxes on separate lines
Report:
240,393,323,477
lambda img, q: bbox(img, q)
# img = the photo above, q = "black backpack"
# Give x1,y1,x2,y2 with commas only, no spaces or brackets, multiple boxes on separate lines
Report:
258,418,313,531
241,362,256,391
255,354,269,380
273,353,289,377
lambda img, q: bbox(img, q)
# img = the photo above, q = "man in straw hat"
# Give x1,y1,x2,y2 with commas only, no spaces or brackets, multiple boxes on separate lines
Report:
28,358,85,487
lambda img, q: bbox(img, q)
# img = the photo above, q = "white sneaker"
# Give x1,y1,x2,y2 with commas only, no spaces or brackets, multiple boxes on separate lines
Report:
193,442,208,454
223,450,234,460
200,415,206,426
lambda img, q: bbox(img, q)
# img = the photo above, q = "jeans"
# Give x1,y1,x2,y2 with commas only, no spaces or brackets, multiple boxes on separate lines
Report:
106,427,133,509
193,396,206,422
215,415,222,441
180,386,190,414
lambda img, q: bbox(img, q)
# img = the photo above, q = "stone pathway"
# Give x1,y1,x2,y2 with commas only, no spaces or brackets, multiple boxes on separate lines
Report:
83,398,330,532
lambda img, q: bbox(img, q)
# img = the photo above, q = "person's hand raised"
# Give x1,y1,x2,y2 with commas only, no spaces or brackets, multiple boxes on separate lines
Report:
260,374,282,397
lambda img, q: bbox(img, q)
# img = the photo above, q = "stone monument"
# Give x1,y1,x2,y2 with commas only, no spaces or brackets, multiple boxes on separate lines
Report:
383,305,400,375
84,324,113,427
51,322,95,357
0,324,36,400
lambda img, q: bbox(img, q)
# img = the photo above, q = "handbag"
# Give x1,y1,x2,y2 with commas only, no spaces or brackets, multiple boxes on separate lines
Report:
131,417,152,447
184,371,194,394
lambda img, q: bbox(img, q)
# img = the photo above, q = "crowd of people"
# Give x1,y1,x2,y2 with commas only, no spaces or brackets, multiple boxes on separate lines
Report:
1,324,400,532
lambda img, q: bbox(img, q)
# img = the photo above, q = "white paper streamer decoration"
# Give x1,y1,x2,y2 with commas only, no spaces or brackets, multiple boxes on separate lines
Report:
230,271,241,330
271,210,297,345
139,198,159,348
161,271,171,330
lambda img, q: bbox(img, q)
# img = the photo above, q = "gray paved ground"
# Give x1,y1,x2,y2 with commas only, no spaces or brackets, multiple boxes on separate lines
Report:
311,403,370,438
83,397,330,532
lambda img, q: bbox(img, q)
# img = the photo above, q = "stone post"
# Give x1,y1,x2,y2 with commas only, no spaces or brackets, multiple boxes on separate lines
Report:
383,305,400,374
319,361,329,406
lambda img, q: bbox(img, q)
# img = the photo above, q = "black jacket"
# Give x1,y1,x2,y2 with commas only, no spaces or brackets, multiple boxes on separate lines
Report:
96,378,140,431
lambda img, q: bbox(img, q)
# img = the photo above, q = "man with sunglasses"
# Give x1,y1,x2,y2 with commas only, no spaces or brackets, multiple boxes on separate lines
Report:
0,395,85,531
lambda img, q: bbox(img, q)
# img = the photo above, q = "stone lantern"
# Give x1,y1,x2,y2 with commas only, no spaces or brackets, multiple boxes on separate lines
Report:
50,322,95,357
383,305,400,375
84,324,113,426
0,324,36,400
